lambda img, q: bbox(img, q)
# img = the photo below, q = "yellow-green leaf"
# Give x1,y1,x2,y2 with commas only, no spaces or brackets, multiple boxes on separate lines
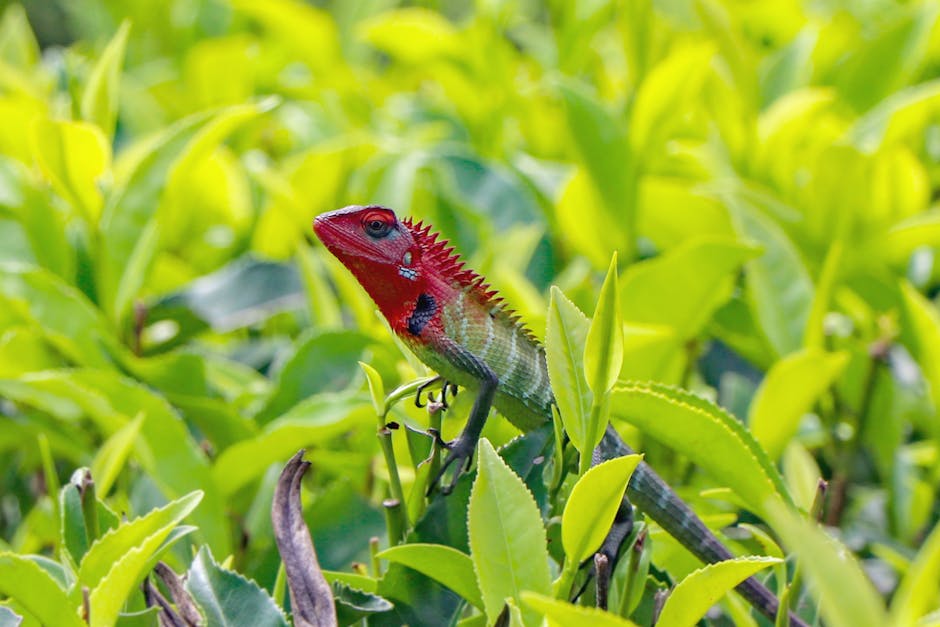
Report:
521,592,639,627
30,118,110,223
0,553,84,626
469,439,551,626
561,455,641,565
767,502,886,627
888,519,940,626
584,253,623,397
80,21,130,138
610,382,793,519
900,281,940,414
376,544,483,610
357,8,459,63
545,286,592,454
656,556,781,626
358,361,385,417
749,348,848,460
90,411,144,497
77,491,203,591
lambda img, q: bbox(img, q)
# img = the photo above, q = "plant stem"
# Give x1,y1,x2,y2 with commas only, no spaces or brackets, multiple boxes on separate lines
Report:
383,499,405,545
579,399,605,475
377,423,408,539
369,536,381,577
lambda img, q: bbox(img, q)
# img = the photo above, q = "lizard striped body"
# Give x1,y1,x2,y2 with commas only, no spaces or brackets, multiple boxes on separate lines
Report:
313,205,806,627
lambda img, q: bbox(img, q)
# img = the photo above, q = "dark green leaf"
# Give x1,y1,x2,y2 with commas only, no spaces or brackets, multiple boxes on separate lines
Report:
186,547,289,627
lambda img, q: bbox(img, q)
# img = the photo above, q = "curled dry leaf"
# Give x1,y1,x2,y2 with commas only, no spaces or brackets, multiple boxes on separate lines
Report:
153,562,203,626
272,450,338,627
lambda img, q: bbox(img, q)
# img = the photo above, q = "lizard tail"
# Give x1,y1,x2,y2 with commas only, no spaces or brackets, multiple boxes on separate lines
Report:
597,426,808,627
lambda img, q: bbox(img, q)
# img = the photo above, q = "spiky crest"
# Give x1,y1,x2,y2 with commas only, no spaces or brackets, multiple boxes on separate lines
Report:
402,217,539,343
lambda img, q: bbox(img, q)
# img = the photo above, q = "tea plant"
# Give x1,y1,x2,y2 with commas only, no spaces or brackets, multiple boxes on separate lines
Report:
1,0,940,625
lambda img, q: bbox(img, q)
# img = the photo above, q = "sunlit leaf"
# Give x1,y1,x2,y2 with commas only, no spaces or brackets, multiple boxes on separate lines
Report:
766,502,886,627
89,411,143,497
656,556,781,626
357,8,459,63
521,592,639,627
30,119,110,223
610,382,793,518
469,439,551,626
376,543,483,610
545,286,592,453
0,553,83,627
80,21,130,138
561,455,641,565
619,237,760,340
888,519,940,626
584,253,623,397
749,348,849,460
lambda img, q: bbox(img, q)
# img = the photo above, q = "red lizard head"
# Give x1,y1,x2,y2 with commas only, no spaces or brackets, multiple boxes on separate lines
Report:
313,205,426,325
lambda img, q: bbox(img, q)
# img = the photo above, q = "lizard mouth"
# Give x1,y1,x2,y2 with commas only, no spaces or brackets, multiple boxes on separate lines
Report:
312,212,390,265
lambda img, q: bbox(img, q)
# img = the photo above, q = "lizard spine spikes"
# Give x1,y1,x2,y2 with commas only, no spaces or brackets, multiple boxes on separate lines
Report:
402,216,539,343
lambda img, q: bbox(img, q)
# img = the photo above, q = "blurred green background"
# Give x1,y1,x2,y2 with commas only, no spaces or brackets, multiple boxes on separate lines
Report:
2,0,940,623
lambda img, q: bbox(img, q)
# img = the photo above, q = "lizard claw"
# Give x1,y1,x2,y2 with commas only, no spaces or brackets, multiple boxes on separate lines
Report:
427,437,475,496
415,378,458,410
414,376,442,409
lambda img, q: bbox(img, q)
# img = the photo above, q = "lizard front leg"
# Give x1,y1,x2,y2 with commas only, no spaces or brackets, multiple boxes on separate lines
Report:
429,362,498,495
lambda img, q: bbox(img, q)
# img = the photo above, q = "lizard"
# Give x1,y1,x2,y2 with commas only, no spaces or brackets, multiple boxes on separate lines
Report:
313,204,806,627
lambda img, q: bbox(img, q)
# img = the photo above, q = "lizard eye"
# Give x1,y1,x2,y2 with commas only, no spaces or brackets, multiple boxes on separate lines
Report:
362,211,393,238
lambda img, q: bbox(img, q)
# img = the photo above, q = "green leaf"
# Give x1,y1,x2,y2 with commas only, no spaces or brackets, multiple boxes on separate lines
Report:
0,553,83,627
359,361,385,416
30,118,110,223
77,491,202,592
0,4,39,69
185,547,289,627
561,455,641,565
88,521,197,627
888,519,940,626
213,393,369,496
610,382,793,518
255,330,373,423
656,556,781,626
766,502,886,627
99,101,272,325
0,370,231,555
852,78,940,151
60,482,89,566
333,581,394,624
832,3,937,112
89,411,143,497
376,543,484,610
520,592,639,627
558,82,636,262
900,281,940,414
725,193,813,358
584,253,623,397
545,286,592,454
558,82,631,212
357,7,459,63
619,237,760,340
468,439,551,626
630,43,713,158
879,208,940,266
782,442,823,512
0,264,117,368
80,21,130,138
748,348,849,460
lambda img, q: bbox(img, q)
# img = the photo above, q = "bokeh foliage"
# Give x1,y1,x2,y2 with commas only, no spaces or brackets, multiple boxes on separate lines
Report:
2,0,940,624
